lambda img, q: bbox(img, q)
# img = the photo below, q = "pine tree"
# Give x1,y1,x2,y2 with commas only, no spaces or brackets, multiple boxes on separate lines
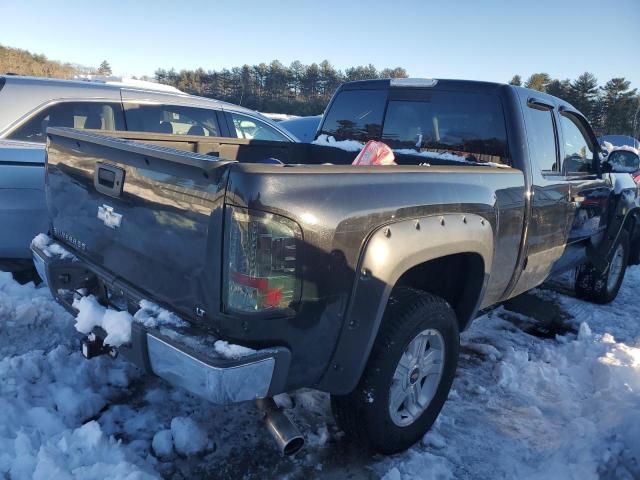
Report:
546,79,571,102
524,73,551,92
600,78,638,135
568,73,599,121
97,60,112,76
509,75,522,86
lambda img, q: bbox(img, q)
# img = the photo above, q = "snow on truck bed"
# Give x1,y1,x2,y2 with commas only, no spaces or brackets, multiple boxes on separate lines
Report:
0,267,638,479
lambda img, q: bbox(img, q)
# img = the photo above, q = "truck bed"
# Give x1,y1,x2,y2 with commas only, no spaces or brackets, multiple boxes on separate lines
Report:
45,126,525,390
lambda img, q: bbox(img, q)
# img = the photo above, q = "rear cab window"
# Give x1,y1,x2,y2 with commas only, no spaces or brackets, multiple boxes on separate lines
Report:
382,91,509,165
523,103,559,175
320,87,510,165
319,89,387,142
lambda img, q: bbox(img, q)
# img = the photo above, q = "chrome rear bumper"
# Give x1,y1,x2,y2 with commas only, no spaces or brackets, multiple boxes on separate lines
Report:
32,240,290,404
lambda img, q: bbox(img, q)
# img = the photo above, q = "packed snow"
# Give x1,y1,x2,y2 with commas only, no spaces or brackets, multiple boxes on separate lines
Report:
31,233,75,260
312,134,365,152
133,300,187,330
73,295,133,347
74,297,191,347
0,265,638,479
213,340,256,359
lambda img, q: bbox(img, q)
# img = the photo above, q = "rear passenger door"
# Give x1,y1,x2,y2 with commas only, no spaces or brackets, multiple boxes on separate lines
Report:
510,97,573,295
556,110,611,246
512,96,610,296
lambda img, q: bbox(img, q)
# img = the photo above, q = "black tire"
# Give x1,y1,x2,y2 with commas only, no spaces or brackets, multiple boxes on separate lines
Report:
575,231,629,304
331,288,459,455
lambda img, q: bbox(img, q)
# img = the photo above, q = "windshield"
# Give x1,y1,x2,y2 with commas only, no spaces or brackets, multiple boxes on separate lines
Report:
608,150,640,173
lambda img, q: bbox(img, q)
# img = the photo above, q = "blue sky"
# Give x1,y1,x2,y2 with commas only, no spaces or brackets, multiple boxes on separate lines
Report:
3,0,639,87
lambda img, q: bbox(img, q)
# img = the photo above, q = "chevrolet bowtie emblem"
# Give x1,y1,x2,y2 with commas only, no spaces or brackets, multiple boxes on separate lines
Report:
97,204,123,229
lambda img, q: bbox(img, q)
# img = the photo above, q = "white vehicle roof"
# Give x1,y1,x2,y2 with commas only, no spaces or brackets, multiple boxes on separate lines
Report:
0,75,286,138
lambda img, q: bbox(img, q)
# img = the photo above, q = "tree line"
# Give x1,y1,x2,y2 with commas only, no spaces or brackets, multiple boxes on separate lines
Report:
0,44,82,78
156,64,639,137
154,61,408,116
510,73,639,137
2,44,638,138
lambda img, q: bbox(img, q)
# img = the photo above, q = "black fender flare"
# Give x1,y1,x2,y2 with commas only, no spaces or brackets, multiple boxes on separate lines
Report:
317,213,494,394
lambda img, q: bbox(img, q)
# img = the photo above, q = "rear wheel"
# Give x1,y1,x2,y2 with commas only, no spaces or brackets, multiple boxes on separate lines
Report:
575,231,629,304
331,288,459,454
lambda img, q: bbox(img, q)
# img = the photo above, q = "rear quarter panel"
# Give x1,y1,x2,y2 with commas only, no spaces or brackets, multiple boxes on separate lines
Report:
222,164,526,390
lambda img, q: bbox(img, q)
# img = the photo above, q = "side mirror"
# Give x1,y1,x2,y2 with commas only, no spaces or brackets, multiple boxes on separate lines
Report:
601,160,613,173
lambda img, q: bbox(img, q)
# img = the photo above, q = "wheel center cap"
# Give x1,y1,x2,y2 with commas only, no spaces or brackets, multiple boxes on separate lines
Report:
409,367,420,385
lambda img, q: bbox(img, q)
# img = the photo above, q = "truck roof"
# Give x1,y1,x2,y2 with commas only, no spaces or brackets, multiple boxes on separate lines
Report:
339,78,584,118
339,78,506,91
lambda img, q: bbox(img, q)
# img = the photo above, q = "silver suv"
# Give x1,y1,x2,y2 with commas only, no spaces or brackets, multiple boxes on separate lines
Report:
0,75,295,268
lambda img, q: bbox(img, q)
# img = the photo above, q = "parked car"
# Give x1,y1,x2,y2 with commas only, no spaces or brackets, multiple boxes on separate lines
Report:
0,75,295,269
279,115,322,142
599,134,640,150
34,78,640,456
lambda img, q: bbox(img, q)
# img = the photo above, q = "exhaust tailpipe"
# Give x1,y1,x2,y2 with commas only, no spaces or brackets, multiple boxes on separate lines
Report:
256,397,305,455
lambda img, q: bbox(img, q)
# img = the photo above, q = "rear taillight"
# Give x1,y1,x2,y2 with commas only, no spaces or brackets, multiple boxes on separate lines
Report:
224,206,301,313
633,173,640,185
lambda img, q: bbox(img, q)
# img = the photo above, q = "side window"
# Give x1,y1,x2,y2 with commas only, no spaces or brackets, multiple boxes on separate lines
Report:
381,92,509,165
559,114,596,176
8,102,125,143
319,89,387,142
123,104,220,136
229,113,288,141
524,106,558,174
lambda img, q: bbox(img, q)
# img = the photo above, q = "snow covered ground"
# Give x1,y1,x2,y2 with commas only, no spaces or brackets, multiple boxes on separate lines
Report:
0,266,638,479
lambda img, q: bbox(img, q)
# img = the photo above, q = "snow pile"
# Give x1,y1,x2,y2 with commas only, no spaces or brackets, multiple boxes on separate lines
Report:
31,233,74,260
312,134,364,152
380,450,454,480
73,296,133,347
602,141,639,156
1,261,639,478
395,149,510,168
394,148,469,163
168,417,210,456
150,417,211,458
376,269,640,479
74,297,188,347
0,274,149,479
213,340,256,359
6,421,156,480
133,300,187,329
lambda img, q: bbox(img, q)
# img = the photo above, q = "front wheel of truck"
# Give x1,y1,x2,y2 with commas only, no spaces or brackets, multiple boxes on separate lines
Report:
331,288,459,455
575,231,629,304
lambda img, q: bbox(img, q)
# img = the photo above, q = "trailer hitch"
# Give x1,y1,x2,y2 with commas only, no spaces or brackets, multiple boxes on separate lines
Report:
81,333,118,359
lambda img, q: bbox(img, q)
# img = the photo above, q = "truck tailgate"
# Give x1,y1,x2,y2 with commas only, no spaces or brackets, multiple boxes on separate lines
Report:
45,127,233,318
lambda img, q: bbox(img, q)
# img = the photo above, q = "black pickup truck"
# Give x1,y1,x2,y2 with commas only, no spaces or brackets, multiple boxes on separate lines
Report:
34,78,640,455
